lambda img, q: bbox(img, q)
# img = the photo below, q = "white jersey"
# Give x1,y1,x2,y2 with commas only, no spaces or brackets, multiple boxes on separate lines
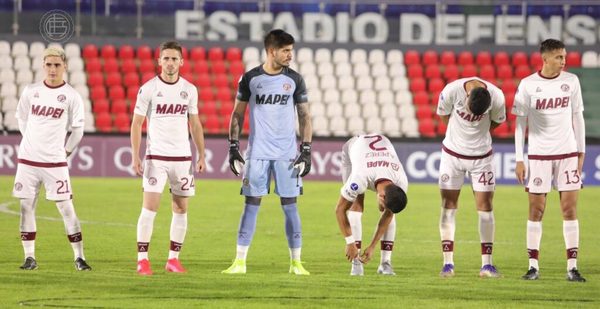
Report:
16,81,84,163
134,76,198,157
512,71,583,156
437,77,506,156
341,134,408,202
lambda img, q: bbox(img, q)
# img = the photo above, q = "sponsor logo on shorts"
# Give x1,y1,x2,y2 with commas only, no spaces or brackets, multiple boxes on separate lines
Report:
57,94,66,103
148,177,157,185
180,91,188,99
561,84,570,92
14,182,23,191
350,183,358,191
441,174,449,183
533,177,542,186
243,178,249,186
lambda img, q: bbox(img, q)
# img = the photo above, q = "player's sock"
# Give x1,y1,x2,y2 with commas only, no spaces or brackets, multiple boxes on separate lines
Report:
137,208,157,261
289,247,301,260
440,208,456,265
563,220,579,270
281,203,302,255
527,220,542,270
237,203,260,248
381,214,395,264
168,212,187,260
56,200,85,260
347,210,363,250
478,210,495,266
236,245,249,260
20,198,37,259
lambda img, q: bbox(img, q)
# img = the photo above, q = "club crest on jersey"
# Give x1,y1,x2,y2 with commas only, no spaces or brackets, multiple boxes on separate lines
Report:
14,182,23,191
533,177,542,186
561,84,570,92
57,94,66,103
283,83,291,91
180,91,188,99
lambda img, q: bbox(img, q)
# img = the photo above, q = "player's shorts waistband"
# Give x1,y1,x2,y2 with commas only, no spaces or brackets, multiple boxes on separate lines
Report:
528,152,579,161
18,159,68,168
145,155,192,161
442,146,493,160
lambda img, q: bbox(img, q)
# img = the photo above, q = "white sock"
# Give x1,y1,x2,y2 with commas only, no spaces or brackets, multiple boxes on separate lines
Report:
478,210,495,266
236,245,249,260
56,200,84,260
563,220,579,270
290,247,301,261
20,198,37,259
137,208,157,261
440,208,456,265
347,210,363,248
527,220,542,269
381,214,395,264
169,212,188,259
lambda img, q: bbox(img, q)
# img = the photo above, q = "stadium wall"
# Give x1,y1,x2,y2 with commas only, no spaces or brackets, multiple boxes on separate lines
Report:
2,134,600,185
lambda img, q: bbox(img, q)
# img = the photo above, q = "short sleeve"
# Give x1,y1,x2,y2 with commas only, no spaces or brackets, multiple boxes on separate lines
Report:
236,74,251,102
15,85,30,123
340,174,368,202
490,89,506,123
70,92,85,128
293,76,308,104
512,81,529,117
436,83,455,116
188,84,199,115
134,82,153,116
571,75,584,114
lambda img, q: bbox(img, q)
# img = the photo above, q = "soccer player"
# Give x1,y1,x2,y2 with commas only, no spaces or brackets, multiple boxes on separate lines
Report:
222,29,312,275
12,47,91,271
335,134,408,276
131,41,206,276
436,77,506,278
513,39,586,282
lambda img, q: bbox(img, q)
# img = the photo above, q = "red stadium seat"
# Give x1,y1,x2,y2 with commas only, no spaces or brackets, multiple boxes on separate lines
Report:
512,52,528,67
139,60,156,74
141,72,155,83
137,45,153,60
461,64,477,77
121,59,137,74
457,51,474,66
504,92,515,110
109,85,125,100
437,120,447,136
413,91,429,106
180,62,192,75
127,86,140,102
103,58,119,73
180,46,189,60
479,65,495,80
213,74,229,88
114,113,131,132
476,51,492,66
105,72,122,87
90,86,106,101
101,45,117,59
497,65,513,80
193,61,209,75
431,91,442,105
195,74,211,88
87,72,104,87
111,99,128,114
425,65,441,79
422,50,438,65
530,52,543,70
82,44,98,60
199,100,217,116
216,87,232,102
428,78,444,93
226,47,243,62
211,61,227,75
416,105,433,119
203,115,221,134
566,51,581,67
501,79,517,94
231,73,242,90
443,65,459,81
409,78,426,92
515,65,532,79
199,88,214,101
92,99,109,114
418,118,436,138
190,47,206,62
118,45,135,59
95,112,112,132
404,50,420,66
407,65,423,79
85,58,102,73
123,72,140,88
494,51,510,66
208,47,224,61
218,102,234,115
229,61,245,76
440,51,456,66
492,122,510,138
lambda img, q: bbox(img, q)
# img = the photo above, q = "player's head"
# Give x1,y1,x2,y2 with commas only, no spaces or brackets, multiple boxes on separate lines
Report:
383,184,407,214
158,41,183,78
264,29,295,68
467,87,491,116
540,39,566,73
42,47,67,85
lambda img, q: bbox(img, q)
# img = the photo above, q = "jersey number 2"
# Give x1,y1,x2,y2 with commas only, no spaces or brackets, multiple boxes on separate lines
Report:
364,135,387,151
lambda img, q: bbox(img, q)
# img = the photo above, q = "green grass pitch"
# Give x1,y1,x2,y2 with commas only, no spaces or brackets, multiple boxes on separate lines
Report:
0,175,599,308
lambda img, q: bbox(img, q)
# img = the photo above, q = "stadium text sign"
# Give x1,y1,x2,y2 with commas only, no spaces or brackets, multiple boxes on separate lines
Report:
2,135,600,185
176,11,600,45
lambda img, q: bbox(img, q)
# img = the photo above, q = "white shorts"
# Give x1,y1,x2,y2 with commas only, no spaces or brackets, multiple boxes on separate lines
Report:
438,147,496,192
143,156,195,197
13,160,72,201
526,154,581,193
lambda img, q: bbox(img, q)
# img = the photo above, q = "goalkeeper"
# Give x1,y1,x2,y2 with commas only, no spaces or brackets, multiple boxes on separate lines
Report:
222,29,313,275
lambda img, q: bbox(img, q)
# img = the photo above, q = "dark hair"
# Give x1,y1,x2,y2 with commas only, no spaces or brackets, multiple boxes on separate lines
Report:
540,39,565,54
384,184,407,214
468,87,491,116
159,41,183,57
264,29,295,50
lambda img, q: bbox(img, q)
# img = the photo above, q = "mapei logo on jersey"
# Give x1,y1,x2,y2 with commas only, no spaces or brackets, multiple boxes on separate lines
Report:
350,183,359,191
455,109,484,122
57,94,66,103
156,104,188,115
535,96,569,110
561,84,570,92
255,94,290,105
282,83,291,91
31,104,65,118
180,91,188,99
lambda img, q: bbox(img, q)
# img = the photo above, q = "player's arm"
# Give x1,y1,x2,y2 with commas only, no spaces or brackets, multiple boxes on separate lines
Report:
228,99,248,176
294,103,313,177
335,196,360,261
130,114,145,176
436,85,453,125
514,116,527,184
439,115,450,125
64,127,84,158
189,114,206,173
65,93,86,158
16,85,30,135
360,209,395,264
573,111,585,174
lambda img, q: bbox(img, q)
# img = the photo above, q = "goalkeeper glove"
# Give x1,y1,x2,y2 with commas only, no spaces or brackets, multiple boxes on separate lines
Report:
293,142,312,177
228,140,245,176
